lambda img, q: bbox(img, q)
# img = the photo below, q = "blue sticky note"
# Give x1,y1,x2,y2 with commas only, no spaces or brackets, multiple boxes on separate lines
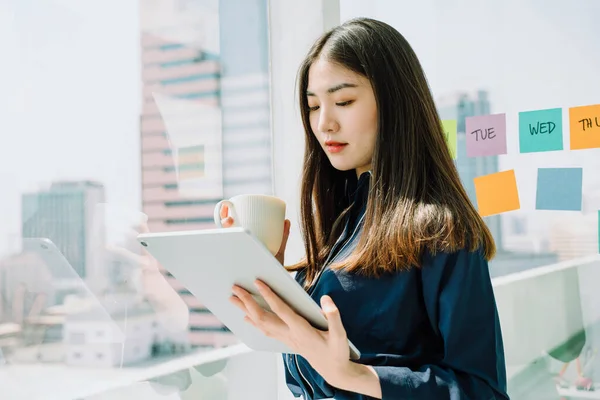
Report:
536,168,582,211
519,108,564,153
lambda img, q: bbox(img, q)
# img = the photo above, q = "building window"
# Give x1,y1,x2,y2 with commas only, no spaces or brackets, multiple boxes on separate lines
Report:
158,59,195,68
159,43,186,51
164,199,216,207
163,163,204,173
160,73,220,86
165,217,214,225
190,326,231,333
176,91,220,100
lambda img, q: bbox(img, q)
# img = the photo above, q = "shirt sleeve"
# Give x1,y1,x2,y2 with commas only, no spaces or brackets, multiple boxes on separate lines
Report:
371,248,508,399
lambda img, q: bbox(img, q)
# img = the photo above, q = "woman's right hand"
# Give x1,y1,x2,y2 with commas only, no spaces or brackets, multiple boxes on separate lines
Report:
218,204,291,266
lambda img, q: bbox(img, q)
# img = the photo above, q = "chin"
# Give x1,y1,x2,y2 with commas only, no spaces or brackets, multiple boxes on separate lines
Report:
328,161,357,172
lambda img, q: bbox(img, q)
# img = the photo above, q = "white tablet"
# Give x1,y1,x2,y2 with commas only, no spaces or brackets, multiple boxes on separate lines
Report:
137,228,361,360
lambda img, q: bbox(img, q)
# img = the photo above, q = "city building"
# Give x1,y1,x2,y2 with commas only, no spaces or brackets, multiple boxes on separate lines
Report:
21,180,106,283
63,298,156,368
218,0,272,198
139,0,271,348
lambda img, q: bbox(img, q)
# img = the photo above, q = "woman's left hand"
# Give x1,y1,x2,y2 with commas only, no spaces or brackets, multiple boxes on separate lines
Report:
230,280,355,388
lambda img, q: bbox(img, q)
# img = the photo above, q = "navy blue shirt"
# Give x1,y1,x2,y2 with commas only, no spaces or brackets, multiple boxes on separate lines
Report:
283,173,508,399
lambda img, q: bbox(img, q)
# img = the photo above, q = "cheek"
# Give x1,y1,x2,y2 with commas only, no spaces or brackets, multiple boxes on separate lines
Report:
365,108,378,147
368,107,378,135
349,112,377,144
309,114,320,137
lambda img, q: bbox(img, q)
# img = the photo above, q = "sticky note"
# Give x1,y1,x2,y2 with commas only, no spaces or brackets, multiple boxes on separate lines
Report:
569,104,600,150
465,113,507,157
442,119,457,159
535,168,582,211
473,170,520,217
519,108,563,153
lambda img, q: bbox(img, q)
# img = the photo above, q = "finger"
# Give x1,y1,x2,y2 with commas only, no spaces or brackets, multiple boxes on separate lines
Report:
221,216,234,228
229,295,249,314
232,285,285,328
219,204,229,219
320,295,346,340
255,280,306,329
244,315,257,328
275,219,291,259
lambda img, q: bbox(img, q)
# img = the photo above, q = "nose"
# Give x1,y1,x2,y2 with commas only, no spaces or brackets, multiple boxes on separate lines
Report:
317,107,339,133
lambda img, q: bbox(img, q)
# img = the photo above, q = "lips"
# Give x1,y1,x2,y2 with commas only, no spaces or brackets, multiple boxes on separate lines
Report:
325,141,348,153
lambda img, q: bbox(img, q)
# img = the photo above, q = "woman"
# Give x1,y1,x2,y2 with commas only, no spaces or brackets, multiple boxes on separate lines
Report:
225,17,508,399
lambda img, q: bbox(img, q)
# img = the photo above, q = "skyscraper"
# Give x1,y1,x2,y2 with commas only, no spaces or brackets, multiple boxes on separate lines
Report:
21,180,105,280
437,90,503,250
139,0,271,348
218,0,272,198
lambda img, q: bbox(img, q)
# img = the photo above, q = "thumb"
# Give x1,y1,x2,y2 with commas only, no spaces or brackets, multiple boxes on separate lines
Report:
321,295,346,340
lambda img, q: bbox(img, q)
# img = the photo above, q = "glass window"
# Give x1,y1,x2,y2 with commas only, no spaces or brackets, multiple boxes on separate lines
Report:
340,1,600,399
1,0,278,398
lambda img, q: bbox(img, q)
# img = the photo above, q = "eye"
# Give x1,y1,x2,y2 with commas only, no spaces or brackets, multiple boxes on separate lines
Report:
336,100,354,107
308,105,320,112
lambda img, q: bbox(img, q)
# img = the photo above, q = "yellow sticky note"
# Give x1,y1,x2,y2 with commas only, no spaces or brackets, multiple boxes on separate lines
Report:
473,170,521,217
442,119,458,160
569,104,600,150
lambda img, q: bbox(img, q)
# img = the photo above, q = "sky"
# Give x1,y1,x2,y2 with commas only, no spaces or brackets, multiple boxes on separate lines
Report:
1,0,599,257
0,0,141,256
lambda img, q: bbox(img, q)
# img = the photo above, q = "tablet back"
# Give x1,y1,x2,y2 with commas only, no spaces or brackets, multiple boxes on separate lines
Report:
137,228,359,358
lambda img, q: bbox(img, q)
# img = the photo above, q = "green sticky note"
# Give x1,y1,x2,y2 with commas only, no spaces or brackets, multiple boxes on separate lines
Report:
519,108,564,153
442,119,458,159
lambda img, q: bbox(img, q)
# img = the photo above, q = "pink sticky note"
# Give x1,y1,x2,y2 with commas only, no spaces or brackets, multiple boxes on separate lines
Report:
465,113,507,157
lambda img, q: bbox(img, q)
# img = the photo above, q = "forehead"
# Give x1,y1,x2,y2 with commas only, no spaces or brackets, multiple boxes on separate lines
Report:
307,58,365,91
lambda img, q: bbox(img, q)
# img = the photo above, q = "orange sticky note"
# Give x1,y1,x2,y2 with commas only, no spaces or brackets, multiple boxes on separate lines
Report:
570,104,600,150
473,170,521,217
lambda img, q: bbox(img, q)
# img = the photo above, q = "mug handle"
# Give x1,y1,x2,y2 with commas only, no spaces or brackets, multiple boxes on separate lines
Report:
214,200,238,228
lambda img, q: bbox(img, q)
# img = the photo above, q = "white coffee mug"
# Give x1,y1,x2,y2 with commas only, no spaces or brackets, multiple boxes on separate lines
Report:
213,194,286,255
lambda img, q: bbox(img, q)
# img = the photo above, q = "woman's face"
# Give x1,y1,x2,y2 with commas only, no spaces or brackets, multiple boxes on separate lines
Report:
306,58,378,177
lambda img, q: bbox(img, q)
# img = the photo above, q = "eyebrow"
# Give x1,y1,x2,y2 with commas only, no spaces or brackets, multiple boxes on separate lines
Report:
306,83,358,96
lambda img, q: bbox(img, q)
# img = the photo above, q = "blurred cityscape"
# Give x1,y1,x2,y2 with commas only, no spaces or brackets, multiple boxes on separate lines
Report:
0,0,273,368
